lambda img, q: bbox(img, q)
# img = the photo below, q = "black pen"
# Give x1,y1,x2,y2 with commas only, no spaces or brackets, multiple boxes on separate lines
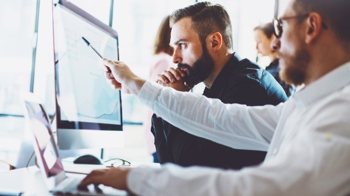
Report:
81,36,103,59
82,36,111,73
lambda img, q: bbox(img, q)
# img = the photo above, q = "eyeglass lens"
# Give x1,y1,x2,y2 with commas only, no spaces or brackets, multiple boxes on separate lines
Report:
273,19,282,38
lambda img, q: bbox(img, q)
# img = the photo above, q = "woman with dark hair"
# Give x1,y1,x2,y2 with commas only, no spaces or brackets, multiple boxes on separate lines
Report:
254,22,295,97
143,15,174,163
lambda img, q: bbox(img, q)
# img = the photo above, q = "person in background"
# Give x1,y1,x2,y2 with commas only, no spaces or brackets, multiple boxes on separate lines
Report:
143,15,174,163
254,22,296,97
150,2,286,170
79,0,350,195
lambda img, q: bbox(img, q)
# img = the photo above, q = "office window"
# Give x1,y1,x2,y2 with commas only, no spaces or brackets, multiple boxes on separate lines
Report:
112,0,194,123
0,0,38,167
198,0,275,67
0,0,37,115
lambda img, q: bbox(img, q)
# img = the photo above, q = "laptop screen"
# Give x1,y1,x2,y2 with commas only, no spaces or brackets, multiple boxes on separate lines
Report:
24,100,64,178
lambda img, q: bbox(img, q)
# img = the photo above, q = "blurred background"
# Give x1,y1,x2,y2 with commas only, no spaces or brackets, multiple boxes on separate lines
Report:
0,0,283,169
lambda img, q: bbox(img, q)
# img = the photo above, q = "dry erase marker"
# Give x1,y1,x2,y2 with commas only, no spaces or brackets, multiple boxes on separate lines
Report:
82,36,111,73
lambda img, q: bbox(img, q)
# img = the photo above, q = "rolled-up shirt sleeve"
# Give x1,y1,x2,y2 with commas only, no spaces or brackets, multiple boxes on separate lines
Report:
138,81,280,151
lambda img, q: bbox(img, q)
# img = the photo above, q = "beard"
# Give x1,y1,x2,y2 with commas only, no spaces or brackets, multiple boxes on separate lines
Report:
279,45,310,86
177,46,215,86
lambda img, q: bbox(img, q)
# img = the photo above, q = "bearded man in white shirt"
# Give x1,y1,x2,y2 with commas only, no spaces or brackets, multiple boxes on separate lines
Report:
78,0,350,195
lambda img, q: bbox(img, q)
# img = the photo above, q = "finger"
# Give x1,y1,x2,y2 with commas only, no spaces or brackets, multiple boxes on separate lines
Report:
104,65,112,73
103,59,116,68
78,176,102,188
78,170,105,187
105,72,114,79
105,77,121,89
109,79,122,89
176,68,187,77
168,67,184,80
156,73,170,84
103,65,108,72
111,80,122,89
94,184,103,193
156,80,167,87
160,70,177,83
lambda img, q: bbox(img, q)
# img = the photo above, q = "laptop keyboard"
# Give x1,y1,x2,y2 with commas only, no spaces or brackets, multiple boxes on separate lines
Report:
51,176,127,195
52,177,91,195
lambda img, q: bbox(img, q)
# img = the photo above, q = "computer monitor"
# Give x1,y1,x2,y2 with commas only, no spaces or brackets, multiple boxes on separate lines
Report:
53,0,124,150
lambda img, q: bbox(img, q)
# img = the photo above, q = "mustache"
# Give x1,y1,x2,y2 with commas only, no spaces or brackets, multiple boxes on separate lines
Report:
177,63,200,87
177,63,190,70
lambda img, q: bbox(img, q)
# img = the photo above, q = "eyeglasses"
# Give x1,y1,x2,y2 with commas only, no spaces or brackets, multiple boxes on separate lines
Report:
105,158,131,167
273,14,309,38
273,13,328,38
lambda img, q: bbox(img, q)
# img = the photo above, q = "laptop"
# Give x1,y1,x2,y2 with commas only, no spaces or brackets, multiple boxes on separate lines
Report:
22,93,127,195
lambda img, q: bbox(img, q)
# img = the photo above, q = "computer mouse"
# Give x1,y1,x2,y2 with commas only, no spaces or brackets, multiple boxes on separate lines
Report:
73,154,103,165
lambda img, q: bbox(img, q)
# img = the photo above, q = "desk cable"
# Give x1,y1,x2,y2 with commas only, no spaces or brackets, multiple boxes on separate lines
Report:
25,152,36,168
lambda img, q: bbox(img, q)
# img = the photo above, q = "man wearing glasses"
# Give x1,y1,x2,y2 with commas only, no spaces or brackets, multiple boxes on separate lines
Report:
79,0,350,195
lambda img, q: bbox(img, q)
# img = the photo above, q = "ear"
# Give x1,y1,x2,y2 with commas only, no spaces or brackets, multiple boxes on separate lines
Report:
207,32,223,51
305,12,324,44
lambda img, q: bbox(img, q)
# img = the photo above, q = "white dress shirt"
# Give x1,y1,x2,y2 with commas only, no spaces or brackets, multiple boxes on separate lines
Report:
128,62,350,196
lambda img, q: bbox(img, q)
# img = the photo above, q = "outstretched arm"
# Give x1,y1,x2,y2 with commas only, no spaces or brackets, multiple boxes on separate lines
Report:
138,81,280,151
104,59,279,151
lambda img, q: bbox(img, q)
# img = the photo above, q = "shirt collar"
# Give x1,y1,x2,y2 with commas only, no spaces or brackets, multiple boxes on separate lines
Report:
293,61,350,108
204,53,241,97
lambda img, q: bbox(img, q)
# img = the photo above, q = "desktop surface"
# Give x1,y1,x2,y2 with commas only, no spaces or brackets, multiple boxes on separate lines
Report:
0,166,42,196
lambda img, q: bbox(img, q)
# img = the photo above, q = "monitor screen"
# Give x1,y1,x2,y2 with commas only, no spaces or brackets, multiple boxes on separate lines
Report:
53,1,124,150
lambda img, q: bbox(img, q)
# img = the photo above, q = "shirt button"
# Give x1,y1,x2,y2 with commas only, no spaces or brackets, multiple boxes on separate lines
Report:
131,184,137,191
325,133,333,142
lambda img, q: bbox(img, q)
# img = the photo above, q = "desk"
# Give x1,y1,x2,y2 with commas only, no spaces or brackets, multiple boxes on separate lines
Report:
0,166,46,195
0,163,130,196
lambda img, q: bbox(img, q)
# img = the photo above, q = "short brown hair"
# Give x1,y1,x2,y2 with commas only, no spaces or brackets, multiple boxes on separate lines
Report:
293,0,350,49
153,15,173,56
170,2,233,50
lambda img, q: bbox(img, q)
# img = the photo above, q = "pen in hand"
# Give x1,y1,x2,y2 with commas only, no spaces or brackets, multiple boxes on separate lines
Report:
81,36,111,73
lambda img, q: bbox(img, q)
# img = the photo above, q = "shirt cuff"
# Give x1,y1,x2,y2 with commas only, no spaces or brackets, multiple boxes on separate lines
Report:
127,166,157,195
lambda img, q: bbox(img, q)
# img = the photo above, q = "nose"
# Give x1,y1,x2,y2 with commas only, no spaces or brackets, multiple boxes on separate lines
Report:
255,43,259,51
172,48,182,64
271,37,281,51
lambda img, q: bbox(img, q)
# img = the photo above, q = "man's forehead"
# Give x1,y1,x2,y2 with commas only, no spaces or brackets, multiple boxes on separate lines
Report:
170,17,198,44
